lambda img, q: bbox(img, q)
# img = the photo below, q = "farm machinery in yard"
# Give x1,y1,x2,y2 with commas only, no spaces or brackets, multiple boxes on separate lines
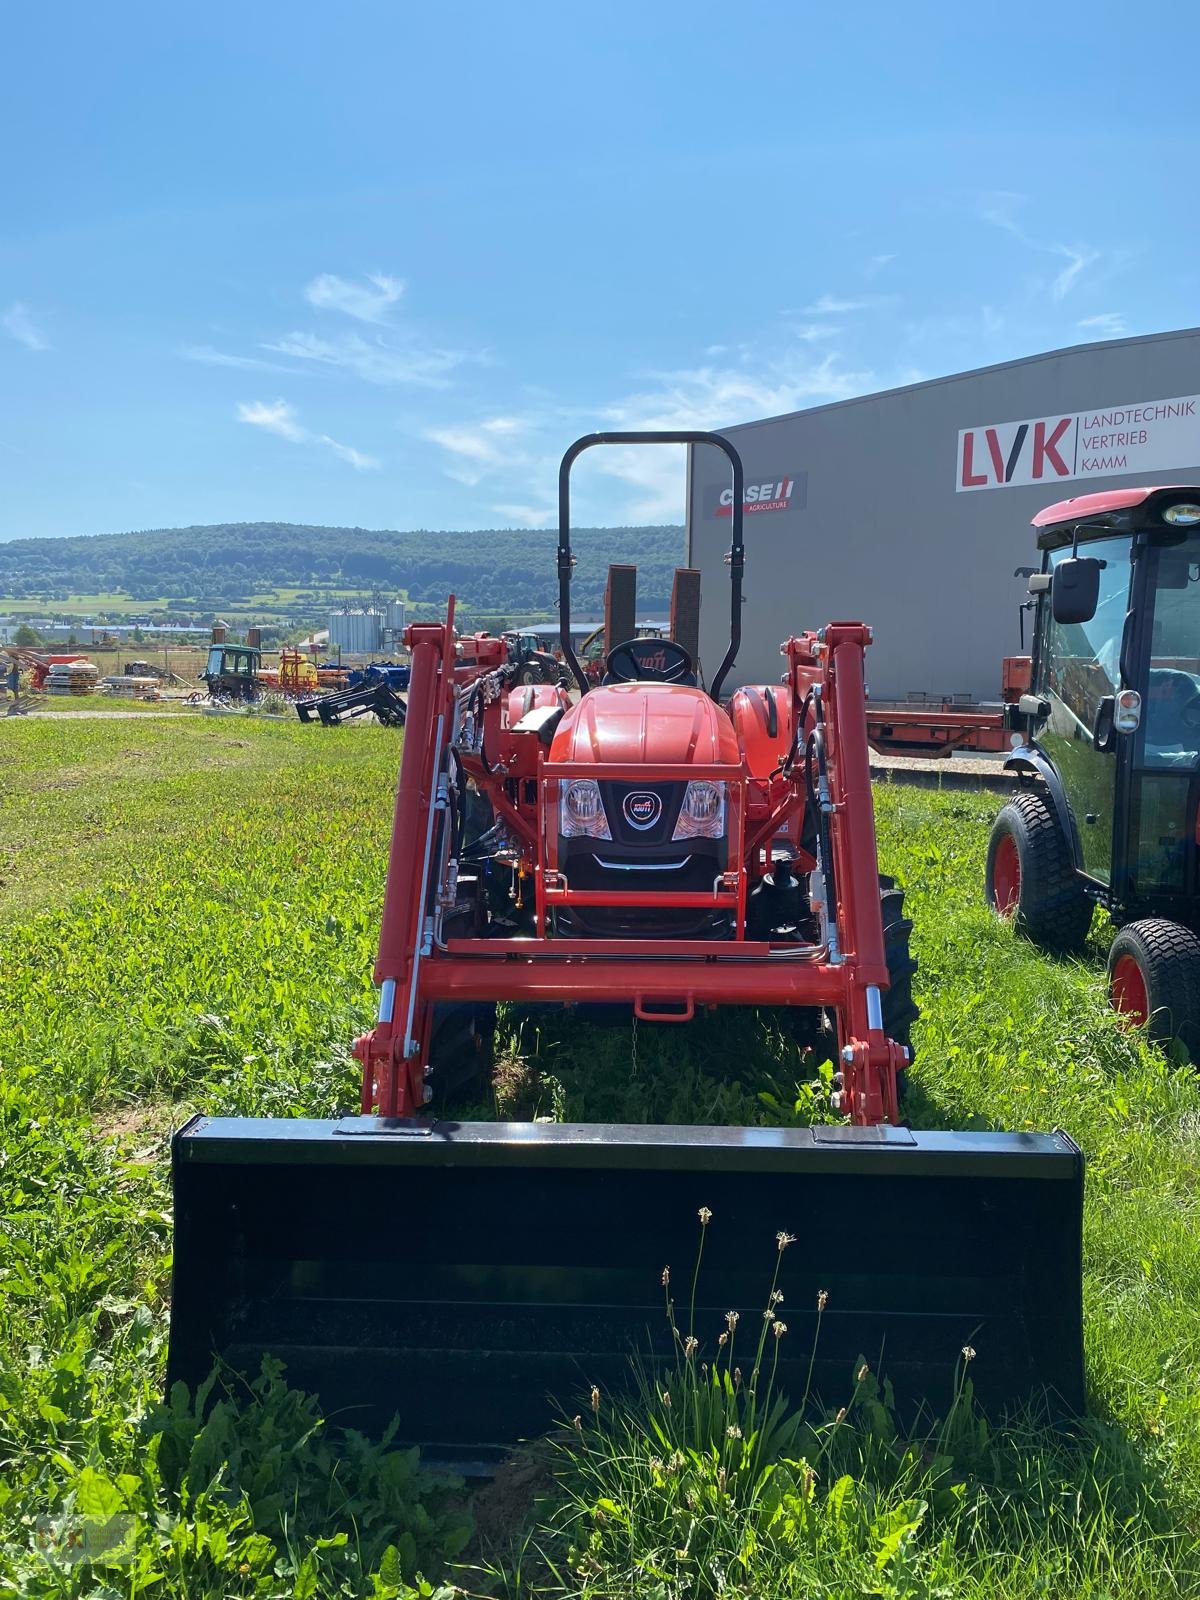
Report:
169,433,1085,1462
987,486,1200,1058
295,662,408,727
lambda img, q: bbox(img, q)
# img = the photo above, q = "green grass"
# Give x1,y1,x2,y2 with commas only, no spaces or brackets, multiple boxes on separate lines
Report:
2,720,1200,1595
6,592,177,616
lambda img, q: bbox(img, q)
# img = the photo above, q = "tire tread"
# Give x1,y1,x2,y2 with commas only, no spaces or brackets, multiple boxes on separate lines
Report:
987,789,1092,953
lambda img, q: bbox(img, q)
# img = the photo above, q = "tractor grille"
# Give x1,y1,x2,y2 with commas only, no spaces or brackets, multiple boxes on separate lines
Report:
598,781,685,846
556,844,730,939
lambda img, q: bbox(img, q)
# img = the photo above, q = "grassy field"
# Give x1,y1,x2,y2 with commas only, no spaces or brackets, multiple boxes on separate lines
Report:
1,716,1199,1596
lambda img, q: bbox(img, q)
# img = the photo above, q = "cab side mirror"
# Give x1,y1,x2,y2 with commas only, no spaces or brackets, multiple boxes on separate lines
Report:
1051,557,1102,624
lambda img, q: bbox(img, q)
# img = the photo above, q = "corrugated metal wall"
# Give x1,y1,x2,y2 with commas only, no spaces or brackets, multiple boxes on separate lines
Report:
687,329,1200,701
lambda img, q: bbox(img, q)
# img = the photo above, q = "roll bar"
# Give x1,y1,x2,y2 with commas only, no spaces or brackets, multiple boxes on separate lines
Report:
557,431,745,699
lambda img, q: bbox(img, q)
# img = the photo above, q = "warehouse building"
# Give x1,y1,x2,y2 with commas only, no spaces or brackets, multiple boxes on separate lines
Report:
685,327,1200,703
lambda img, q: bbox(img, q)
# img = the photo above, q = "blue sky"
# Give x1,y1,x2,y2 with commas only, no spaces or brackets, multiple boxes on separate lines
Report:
1,0,1196,541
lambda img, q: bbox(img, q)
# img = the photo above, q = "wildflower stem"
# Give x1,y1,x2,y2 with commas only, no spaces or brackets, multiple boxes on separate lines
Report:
746,1250,784,1445
802,1296,826,1412
688,1216,708,1344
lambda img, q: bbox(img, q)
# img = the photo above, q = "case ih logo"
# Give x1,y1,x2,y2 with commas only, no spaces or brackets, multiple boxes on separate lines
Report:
957,394,1200,492
623,791,662,830
703,473,805,519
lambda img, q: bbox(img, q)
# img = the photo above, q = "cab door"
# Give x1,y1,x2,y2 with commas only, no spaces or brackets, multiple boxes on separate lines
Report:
1036,535,1134,885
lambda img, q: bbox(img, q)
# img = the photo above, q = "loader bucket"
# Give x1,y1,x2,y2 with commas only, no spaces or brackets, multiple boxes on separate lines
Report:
168,1117,1084,1465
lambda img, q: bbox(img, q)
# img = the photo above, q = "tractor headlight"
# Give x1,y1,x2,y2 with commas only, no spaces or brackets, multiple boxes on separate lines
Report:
560,779,611,839
1162,502,1200,526
672,780,727,840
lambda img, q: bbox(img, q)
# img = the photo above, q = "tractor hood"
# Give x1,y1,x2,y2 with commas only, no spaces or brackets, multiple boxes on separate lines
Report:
548,683,741,767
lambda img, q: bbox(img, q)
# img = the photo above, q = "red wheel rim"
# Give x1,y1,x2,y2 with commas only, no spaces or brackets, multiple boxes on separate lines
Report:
1110,953,1149,1027
992,833,1020,916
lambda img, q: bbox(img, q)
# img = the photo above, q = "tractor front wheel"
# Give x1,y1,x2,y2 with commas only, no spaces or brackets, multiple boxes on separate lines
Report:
879,875,919,1057
427,1002,497,1101
986,790,1092,953
1107,920,1200,1060
880,875,919,1105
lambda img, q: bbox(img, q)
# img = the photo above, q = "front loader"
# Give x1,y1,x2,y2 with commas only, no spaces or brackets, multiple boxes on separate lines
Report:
169,433,1084,1463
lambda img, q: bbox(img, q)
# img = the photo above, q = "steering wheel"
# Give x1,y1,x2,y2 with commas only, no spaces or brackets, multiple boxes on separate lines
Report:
1148,668,1200,733
604,637,694,684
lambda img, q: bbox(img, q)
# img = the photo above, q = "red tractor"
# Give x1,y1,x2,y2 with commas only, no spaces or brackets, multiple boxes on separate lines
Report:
169,434,1084,1459
987,487,1200,1058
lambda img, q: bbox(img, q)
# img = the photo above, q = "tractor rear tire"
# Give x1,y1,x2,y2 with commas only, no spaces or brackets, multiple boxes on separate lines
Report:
428,1002,497,1100
1107,920,1200,1060
986,790,1092,953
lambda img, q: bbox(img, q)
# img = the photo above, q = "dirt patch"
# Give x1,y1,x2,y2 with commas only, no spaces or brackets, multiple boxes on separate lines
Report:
93,1102,189,1162
468,1448,554,1557
28,772,90,792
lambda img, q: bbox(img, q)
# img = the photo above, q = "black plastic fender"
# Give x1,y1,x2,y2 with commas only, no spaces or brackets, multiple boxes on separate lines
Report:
1003,745,1083,872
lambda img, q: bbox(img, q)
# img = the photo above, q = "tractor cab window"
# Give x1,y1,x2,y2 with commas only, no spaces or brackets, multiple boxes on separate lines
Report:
1142,533,1200,770
205,646,224,676
1043,535,1133,729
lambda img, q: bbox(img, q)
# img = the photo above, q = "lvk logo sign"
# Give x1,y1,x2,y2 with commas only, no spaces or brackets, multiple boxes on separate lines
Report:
957,394,1200,492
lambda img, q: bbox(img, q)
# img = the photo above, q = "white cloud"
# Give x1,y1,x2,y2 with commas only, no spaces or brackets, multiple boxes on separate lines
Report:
491,502,556,527
1050,244,1101,301
237,398,307,441
181,343,300,373
423,416,529,484
425,425,500,463
1078,312,1128,339
863,253,896,278
977,195,1101,302
236,399,379,469
2,302,49,351
304,272,404,324
785,321,842,343
265,330,462,387
801,293,878,315
320,437,379,470
595,354,875,520
977,191,1028,240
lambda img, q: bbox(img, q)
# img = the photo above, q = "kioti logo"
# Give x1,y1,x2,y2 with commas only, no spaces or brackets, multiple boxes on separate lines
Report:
632,646,668,672
957,414,1077,492
623,791,662,830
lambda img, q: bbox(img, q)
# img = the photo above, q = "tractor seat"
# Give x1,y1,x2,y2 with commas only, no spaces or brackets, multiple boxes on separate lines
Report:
602,637,696,686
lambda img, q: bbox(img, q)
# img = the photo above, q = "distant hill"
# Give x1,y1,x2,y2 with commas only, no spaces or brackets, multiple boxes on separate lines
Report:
0,521,686,618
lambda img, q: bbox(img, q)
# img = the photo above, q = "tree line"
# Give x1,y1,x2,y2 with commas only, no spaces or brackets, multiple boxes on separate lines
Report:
0,521,687,614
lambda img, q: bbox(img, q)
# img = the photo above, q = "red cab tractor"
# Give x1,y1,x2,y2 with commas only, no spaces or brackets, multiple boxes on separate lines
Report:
987,487,1200,1058
168,434,1084,1459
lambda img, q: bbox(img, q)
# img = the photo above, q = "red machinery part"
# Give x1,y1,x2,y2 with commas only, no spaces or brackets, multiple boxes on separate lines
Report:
991,833,1021,916
356,609,906,1127
166,433,1087,1460
1109,953,1149,1026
